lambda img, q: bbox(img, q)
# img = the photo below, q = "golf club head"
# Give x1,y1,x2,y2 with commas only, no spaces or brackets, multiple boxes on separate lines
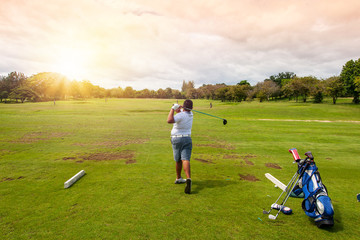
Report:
263,210,270,214
268,214,277,220
223,119,227,125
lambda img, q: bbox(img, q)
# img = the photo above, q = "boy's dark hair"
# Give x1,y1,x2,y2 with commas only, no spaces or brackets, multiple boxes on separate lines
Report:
183,99,193,110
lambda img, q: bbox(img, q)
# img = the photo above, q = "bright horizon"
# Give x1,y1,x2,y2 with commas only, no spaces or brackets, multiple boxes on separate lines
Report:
1,0,360,90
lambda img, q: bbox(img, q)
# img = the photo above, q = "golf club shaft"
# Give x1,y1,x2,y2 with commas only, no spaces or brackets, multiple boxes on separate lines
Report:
269,161,310,220
263,171,298,215
184,107,225,120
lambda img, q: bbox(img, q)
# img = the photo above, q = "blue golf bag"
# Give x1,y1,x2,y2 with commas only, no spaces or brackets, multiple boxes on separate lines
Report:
290,150,334,228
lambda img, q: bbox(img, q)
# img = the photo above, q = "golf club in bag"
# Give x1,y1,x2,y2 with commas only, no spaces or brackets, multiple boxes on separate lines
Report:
263,149,308,220
264,148,334,228
183,107,227,125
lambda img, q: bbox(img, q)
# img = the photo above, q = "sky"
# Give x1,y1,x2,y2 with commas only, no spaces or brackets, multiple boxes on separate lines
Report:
1,0,360,90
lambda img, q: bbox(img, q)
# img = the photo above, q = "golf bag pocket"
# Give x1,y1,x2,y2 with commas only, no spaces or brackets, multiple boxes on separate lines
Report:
316,195,334,217
302,197,316,217
302,194,334,219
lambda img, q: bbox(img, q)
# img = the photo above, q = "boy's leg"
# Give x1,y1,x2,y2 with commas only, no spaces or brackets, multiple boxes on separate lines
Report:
183,160,192,194
176,161,182,179
182,160,191,179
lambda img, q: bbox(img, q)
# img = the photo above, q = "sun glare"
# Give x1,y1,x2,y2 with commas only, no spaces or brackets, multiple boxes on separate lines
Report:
52,48,92,80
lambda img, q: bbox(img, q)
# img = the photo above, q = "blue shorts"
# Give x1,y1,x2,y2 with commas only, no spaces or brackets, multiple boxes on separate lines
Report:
171,137,192,162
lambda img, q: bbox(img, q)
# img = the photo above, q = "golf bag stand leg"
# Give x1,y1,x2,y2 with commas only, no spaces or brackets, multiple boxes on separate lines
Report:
268,162,309,220
263,170,299,215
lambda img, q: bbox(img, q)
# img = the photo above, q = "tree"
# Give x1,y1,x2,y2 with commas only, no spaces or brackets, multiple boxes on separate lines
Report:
123,86,135,98
0,72,27,95
269,72,296,98
198,84,226,100
165,88,173,98
69,81,82,99
340,58,360,104
324,76,344,104
254,80,280,101
27,72,69,101
92,85,106,98
215,87,229,102
270,72,296,87
237,80,251,86
171,89,183,99
232,85,249,102
0,91,9,102
8,86,39,103
312,83,324,103
354,76,360,92
306,77,323,103
79,80,94,99
137,89,151,98
281,76,319,102
254,82,267,102
156,88,166,98
181,80,195,98
282,78,301,101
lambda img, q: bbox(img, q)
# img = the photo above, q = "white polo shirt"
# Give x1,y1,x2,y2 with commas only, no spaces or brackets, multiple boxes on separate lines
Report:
171,110,193,136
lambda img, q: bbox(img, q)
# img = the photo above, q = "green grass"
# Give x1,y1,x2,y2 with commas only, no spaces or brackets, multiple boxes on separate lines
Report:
1,98,360,239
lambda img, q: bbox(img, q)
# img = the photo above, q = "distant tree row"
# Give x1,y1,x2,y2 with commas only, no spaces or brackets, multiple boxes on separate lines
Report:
1,58,360,104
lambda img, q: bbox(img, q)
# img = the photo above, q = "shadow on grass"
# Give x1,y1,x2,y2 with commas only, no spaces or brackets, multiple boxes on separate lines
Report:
324,203,343,233
304,203,343,233
191,179,236,194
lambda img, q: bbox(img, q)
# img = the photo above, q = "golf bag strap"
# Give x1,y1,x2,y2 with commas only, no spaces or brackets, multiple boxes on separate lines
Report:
302,166,318,187
308,188,323,199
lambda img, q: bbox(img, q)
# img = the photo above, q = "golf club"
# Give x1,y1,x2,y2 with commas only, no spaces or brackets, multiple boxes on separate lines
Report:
265,158,311,220
183,107,227,125
263,171,299,215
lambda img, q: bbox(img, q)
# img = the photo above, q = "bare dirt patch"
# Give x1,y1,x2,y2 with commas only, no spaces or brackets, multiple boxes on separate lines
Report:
194,158,214,164
196,143,235,150
13,132,70,144
243,154,256,159
223,154,239,159
80,151,135,161
265,163,282,169
166,210,177,216
63,150,135,162
126,159,137,164
73,139,148,148
0,176,24,182
245,160,254,165
0,149,12,155
242,154,256,165
223,153,256,165
1,177,14,182
239,174,260,182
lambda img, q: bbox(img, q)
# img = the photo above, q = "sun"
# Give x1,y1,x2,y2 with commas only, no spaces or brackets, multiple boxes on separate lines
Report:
52,47,92,80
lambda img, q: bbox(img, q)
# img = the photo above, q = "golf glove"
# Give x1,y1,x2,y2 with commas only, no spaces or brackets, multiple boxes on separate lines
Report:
172,104,180,110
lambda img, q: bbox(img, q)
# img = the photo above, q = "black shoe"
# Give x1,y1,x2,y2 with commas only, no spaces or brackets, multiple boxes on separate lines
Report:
185,179,192,194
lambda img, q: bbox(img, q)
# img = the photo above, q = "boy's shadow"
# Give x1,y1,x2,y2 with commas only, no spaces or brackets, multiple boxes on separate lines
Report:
191,179,236,194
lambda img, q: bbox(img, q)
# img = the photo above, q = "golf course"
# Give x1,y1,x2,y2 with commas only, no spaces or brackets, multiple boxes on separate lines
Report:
1,98,359,239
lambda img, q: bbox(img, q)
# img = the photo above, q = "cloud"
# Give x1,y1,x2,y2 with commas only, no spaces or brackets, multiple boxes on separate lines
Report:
1,0,360,90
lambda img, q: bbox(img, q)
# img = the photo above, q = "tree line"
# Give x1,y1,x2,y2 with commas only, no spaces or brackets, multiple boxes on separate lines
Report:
1,58,360,104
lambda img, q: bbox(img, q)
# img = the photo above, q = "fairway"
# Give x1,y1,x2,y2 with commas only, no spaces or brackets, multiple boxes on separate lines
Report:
1,99,360,239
